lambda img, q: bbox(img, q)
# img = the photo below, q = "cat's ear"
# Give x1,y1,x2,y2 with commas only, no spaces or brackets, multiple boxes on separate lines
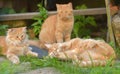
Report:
68,2,72,8
45,44,52,48
22,27,26,30
22,27,27,32
56,4,60,9
7,28,14,33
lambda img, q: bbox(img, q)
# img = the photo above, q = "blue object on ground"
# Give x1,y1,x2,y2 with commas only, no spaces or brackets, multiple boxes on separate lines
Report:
29,45,48,58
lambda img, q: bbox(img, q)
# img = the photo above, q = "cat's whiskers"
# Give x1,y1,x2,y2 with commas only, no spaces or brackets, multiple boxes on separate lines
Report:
6,37,27,46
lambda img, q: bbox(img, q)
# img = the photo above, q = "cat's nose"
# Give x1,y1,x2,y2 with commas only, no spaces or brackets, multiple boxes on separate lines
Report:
19,38,22,41
68,13,72,16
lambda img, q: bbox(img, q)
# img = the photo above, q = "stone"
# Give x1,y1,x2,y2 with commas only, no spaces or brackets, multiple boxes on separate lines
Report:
0,56,6,62
14,62,31,74
29,45,48,58
19,67,61,74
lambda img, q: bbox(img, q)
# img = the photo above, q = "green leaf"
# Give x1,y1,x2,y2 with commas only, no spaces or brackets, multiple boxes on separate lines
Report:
86,16,97,27
72,4,97,38
31,3,48,37
73,23,80,37
75,4,87,10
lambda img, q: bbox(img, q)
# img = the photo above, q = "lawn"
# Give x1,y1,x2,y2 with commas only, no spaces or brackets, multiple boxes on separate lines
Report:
0,40,120,74
0,55,120,74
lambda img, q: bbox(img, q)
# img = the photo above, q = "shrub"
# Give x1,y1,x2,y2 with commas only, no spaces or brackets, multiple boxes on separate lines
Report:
0,25,9,36
32,4,48,37
72,4,97,38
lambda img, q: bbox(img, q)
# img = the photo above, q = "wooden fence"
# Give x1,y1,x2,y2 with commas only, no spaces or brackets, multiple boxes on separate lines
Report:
0,8,106,21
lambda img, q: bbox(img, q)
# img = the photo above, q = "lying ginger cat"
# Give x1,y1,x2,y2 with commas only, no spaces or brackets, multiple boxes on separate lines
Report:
0,27,38,64
45,38,116,67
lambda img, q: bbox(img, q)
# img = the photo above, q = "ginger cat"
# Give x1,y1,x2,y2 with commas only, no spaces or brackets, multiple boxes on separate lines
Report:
45,38,116,67
32,2,74,49
0,27,38,64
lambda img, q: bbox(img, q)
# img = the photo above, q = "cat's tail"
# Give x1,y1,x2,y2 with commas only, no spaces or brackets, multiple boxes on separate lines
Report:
28,40,47,50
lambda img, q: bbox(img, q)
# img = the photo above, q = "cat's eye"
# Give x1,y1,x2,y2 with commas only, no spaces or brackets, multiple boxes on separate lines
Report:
21,34,25,38
68,13,72,16
70,10,73,13
21,35,24,38
16,36,19,38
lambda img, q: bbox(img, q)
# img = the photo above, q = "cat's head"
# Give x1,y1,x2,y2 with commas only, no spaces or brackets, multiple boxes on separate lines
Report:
6,27,28,45
45,43,63,56
45,43,60,52
56,2,73,21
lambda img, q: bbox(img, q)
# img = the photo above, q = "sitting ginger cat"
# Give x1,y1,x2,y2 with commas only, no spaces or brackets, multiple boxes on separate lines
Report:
0,27,38,64
45,38,116,67
29,2,74,49
40,2,74,43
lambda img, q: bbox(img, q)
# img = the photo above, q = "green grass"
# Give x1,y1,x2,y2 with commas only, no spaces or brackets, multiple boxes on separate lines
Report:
0,41,120,74
113,46,120,60
0,56,120,74
109,41,120,59
0,60,30,74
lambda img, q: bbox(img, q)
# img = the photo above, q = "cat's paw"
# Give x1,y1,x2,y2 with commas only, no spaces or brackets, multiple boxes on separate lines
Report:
26,51,38,57
7,54,20,64
11,56,20,64
28,47,32,50
32,52,38,57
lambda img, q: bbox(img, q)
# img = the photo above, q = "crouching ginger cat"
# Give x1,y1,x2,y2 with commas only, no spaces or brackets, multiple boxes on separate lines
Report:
45,38,116,67
0,27,38,64
28,2,74,49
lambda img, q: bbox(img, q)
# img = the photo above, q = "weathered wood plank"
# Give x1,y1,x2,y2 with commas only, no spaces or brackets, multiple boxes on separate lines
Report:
73,8,106,15
0,8,106,21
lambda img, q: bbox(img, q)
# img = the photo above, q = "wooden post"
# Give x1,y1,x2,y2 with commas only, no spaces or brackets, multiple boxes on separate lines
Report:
105,0,116,47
